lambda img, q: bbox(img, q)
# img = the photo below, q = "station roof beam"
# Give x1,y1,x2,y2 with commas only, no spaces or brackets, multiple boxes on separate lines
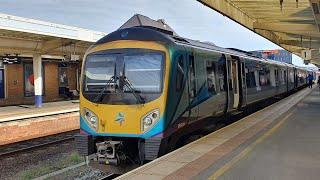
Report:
198,0,320,65
0,13,106,59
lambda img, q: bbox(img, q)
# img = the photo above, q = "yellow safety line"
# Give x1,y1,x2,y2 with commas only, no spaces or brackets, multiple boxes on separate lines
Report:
208,112,293,180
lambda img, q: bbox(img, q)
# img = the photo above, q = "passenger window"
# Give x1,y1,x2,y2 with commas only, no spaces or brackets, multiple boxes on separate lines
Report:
259,67,270,86
176,55,184,91
289,70,294,83
245,69,256,88
218,55,226,91
275,69,279,85
284,70,287,84
206,61,217,94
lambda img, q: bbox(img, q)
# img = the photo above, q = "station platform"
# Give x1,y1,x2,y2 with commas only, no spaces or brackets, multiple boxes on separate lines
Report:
0,100,80,145
0,100,79,123
118,87,320,180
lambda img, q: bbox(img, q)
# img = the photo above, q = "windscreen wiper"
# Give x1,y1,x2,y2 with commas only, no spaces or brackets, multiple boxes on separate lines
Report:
122,76,145,104
93,76,116,102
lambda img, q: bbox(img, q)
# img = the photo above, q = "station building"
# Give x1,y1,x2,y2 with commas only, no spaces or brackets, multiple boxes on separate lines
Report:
0,13,106,107
250,49,292,64
0,57,80,106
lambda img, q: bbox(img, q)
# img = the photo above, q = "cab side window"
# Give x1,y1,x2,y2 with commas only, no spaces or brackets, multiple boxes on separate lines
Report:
206,61,217,94
176,55,184,91
189,55,196,98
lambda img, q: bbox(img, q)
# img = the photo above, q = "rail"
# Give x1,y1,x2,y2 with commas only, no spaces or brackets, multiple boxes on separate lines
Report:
0,130,78,157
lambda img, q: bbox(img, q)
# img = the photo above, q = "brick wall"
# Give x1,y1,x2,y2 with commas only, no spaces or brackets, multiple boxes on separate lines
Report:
0,112,79,145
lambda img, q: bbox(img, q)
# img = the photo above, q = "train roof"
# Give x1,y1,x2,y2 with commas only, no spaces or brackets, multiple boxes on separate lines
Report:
181,38,290,66
94,14,308,69
118,14,178,36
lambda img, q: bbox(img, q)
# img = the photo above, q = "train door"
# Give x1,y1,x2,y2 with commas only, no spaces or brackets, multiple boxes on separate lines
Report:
230,57,240,109
227,56,240,110
188,55,198,122
239,59,246,108
285,67,288,92
0,69,4,99
294,68,298,88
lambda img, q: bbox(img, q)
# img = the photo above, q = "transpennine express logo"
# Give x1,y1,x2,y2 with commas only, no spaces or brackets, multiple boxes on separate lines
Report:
115,112,125,125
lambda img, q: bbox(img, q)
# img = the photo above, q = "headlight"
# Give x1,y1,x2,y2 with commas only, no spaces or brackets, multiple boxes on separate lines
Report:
141,109,160,132
144,117,153,126
83,108,98,130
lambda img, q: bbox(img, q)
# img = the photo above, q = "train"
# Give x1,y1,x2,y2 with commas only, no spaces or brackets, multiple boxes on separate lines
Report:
75,15,314,171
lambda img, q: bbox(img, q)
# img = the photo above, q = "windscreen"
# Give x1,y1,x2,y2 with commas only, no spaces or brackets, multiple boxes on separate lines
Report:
84,55,116,92
82,49,165,105
124,54,162,93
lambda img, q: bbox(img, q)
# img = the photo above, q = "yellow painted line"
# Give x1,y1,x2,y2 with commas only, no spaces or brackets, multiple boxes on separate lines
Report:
208,112,293,180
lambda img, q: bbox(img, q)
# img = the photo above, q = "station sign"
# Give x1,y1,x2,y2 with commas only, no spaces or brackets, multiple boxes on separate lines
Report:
71,54,80,61
301,50,312,60
1,55,22,64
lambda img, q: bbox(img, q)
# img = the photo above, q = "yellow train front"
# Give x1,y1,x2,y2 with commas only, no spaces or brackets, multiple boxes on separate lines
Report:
75,25,175,169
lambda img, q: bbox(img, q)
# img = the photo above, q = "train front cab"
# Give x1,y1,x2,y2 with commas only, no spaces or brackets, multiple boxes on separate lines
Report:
76,40,171,167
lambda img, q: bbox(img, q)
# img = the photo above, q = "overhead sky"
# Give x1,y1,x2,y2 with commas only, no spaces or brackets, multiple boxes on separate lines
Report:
0,0,315,67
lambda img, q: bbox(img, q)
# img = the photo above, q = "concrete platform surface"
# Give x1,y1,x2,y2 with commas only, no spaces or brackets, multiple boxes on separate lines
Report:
214,89,320,180
117,88,318,180
0,100,80,145
0,100,79,122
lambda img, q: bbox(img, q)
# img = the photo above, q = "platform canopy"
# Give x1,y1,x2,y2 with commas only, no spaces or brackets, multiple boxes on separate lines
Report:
198,0,320,65
0,13,106,59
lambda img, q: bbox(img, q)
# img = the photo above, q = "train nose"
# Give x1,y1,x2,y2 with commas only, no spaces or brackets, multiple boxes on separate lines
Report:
102,110,142,134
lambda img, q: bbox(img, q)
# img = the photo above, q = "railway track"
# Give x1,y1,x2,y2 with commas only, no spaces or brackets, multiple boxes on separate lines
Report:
0,130,78,157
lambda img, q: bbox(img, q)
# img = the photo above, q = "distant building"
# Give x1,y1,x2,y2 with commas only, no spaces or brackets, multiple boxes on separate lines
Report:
250,49,292,64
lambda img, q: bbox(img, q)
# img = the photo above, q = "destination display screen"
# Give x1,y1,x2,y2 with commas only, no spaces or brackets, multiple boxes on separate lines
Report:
1,55,21,64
